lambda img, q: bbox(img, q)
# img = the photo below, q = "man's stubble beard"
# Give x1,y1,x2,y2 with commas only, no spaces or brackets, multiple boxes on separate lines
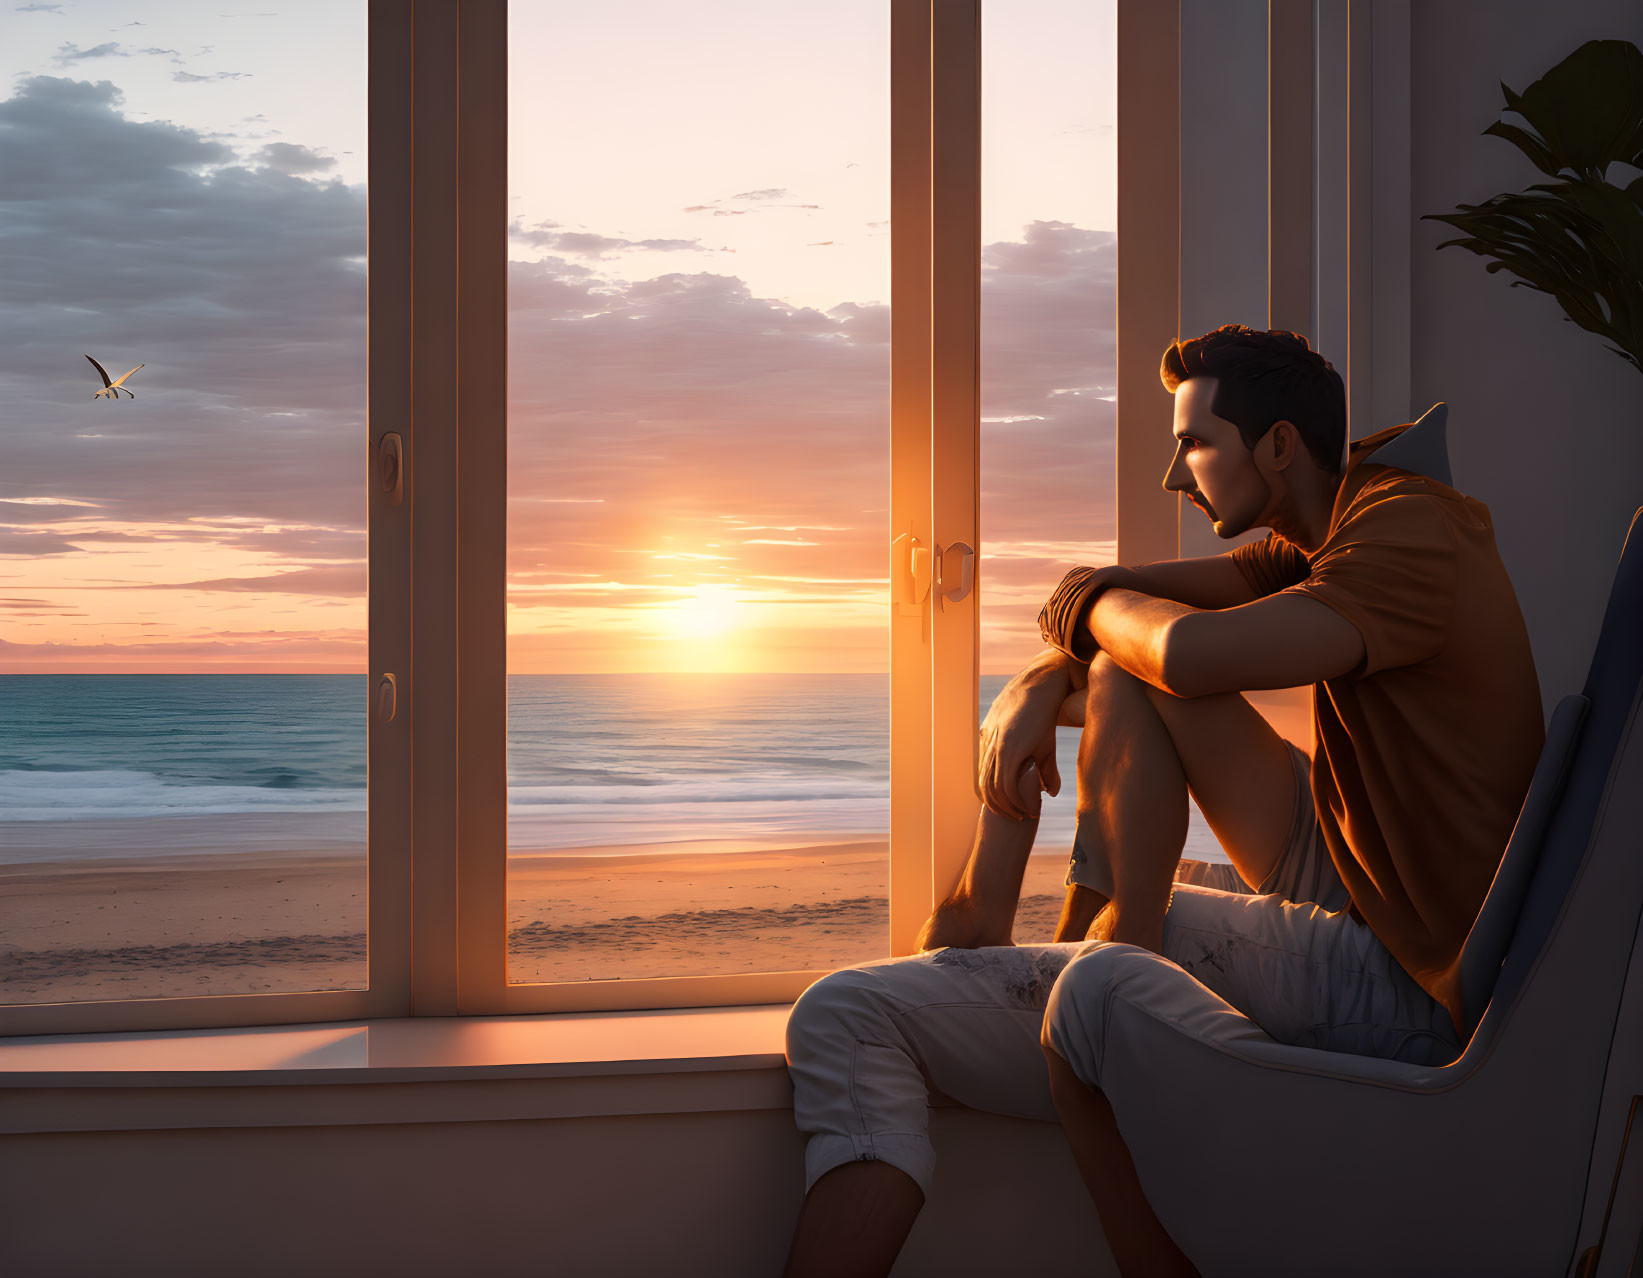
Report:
1200,472,1274,540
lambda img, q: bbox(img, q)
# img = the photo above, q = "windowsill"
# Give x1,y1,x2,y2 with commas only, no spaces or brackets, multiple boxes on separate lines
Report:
0,1005,800,1135
0,1003,791,1083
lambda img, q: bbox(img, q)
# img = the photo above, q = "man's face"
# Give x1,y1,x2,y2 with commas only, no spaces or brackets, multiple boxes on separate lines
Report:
1162,376,1273,538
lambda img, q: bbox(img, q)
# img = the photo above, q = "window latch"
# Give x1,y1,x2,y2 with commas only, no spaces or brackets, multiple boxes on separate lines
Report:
891,533,933,617
378,432,405,506
376,673,397,722
936,541,974,607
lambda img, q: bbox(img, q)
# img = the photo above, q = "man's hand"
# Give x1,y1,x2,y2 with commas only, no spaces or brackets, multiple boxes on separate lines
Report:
979,644,1091,820
1038,564,1139,662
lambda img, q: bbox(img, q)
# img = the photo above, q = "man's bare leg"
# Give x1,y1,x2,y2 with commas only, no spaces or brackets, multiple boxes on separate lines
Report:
1070,653,1190,951
781,1162,924,1278
1066,652,1298,951
917,683,1088,950
1042,1042,1199,1278
915,788,1041,949
1038,652,1295,1273
1052,882,1107,942
786,659,1291,1276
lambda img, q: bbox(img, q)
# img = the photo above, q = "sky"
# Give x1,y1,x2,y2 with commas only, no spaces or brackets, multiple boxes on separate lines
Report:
0,0,1117,675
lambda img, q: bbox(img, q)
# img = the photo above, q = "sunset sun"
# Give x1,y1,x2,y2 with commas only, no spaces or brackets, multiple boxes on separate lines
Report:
669,584,742,640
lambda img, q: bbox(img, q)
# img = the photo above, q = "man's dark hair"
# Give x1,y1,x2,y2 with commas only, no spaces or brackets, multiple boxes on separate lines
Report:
1160,325,1346,474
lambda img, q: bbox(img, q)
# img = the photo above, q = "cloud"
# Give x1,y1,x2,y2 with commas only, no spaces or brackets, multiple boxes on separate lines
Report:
682,188,823,217
0,74,1118,672
52,42,128,66
15,3,65,12
508,217,704,259
137,564,365,595
253,141,335,174
0,528,85,555
0,75,363,531
173,70,253,82
504,218,1119,669
0,630,365,670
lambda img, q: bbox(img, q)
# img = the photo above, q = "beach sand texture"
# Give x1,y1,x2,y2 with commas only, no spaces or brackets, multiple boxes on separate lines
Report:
1,818,1076,1004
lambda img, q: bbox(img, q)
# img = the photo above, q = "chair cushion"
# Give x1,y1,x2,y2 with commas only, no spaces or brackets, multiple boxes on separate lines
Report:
1362,401,1451,484
1457,693,1589,1034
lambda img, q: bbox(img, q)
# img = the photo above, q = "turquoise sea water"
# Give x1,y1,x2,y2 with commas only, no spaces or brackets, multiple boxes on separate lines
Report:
0,673,1221,863
0,675,988,849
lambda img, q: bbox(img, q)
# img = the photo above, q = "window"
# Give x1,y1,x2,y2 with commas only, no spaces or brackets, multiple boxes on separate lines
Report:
502,0,893,992
2,0,1357,1035
978,0,1118,939
0,0,400,1034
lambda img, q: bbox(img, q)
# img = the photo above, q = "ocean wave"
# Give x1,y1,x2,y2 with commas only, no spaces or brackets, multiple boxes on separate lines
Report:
506,777,886,807
0,768,367,822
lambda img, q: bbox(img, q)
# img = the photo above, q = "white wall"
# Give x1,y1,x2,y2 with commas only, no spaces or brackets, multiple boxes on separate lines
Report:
1177,0,1273,562
1410,0,1643,714
0,1104,1107,1278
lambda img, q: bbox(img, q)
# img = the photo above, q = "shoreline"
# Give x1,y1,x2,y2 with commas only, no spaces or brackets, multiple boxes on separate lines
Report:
0,815,1222,1003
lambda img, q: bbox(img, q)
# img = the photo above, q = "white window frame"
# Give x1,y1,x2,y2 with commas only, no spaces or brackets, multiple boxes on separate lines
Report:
0,0,1410,1035
0,3,415,1036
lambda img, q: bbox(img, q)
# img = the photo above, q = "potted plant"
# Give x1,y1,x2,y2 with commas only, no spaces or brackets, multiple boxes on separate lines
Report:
1422,38,1643,375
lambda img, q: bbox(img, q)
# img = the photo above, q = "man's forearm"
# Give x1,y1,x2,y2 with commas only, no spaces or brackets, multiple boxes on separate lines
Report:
1106,555,1257,611
1084,589,1198,693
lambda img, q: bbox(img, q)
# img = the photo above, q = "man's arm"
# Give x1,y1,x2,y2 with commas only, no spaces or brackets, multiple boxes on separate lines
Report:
1086,588,1367,698
982,553,1258,815
1098,553,1262,612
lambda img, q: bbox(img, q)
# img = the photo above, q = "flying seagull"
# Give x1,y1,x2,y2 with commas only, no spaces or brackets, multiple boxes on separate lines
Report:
84,355,145,399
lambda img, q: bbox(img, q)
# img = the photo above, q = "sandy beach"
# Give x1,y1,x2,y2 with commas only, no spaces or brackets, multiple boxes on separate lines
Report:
0,816,1076,1004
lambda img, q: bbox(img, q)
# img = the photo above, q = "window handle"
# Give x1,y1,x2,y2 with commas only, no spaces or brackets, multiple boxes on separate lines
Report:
378,432,405,506
891,532,933,616
937,541,974,606
376,673,398,722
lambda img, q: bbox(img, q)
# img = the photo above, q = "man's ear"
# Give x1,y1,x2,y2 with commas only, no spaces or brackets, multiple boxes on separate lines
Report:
1266,420,1299,471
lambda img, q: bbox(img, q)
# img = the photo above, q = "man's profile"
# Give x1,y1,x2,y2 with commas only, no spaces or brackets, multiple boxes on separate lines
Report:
781,325,1545,1278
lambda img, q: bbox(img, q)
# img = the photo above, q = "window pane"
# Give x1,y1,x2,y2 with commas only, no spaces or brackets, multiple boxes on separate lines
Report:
0,2,368,1004
505,1,890,984
978,0,1132,940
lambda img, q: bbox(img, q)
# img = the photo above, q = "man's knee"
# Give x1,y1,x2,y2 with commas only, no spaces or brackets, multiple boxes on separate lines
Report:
786,967,892,1065
1086,652,1180,722
1040,942,1150,1085
1086,651,1139,695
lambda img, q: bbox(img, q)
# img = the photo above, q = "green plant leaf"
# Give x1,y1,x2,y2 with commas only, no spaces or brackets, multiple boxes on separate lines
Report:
1424,39,1643,376
1500,39,1643,178
1482,120,1561,178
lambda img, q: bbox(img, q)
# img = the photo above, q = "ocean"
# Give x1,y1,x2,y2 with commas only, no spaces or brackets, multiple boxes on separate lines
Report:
0,673,1221,861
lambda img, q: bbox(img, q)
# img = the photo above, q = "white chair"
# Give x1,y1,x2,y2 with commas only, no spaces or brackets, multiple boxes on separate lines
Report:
1050,505,1643,1277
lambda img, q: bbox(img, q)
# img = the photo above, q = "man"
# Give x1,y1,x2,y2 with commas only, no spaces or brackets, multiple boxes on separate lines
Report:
781,325,1544,1277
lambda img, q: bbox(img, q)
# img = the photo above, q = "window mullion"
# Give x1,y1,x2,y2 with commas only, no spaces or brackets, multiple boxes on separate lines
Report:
1115,0,1182,566
1269,0,1317,338
926,0,983,927
407,0,464,1016
367,0,416,1018
887,0,938,958
454,0,510,1015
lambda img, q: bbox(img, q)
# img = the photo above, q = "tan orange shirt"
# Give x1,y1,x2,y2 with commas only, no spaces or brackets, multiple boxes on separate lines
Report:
1231,424,1544,1030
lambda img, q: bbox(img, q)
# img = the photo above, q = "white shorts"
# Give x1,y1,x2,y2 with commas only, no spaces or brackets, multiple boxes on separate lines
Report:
784,741,1461,1200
